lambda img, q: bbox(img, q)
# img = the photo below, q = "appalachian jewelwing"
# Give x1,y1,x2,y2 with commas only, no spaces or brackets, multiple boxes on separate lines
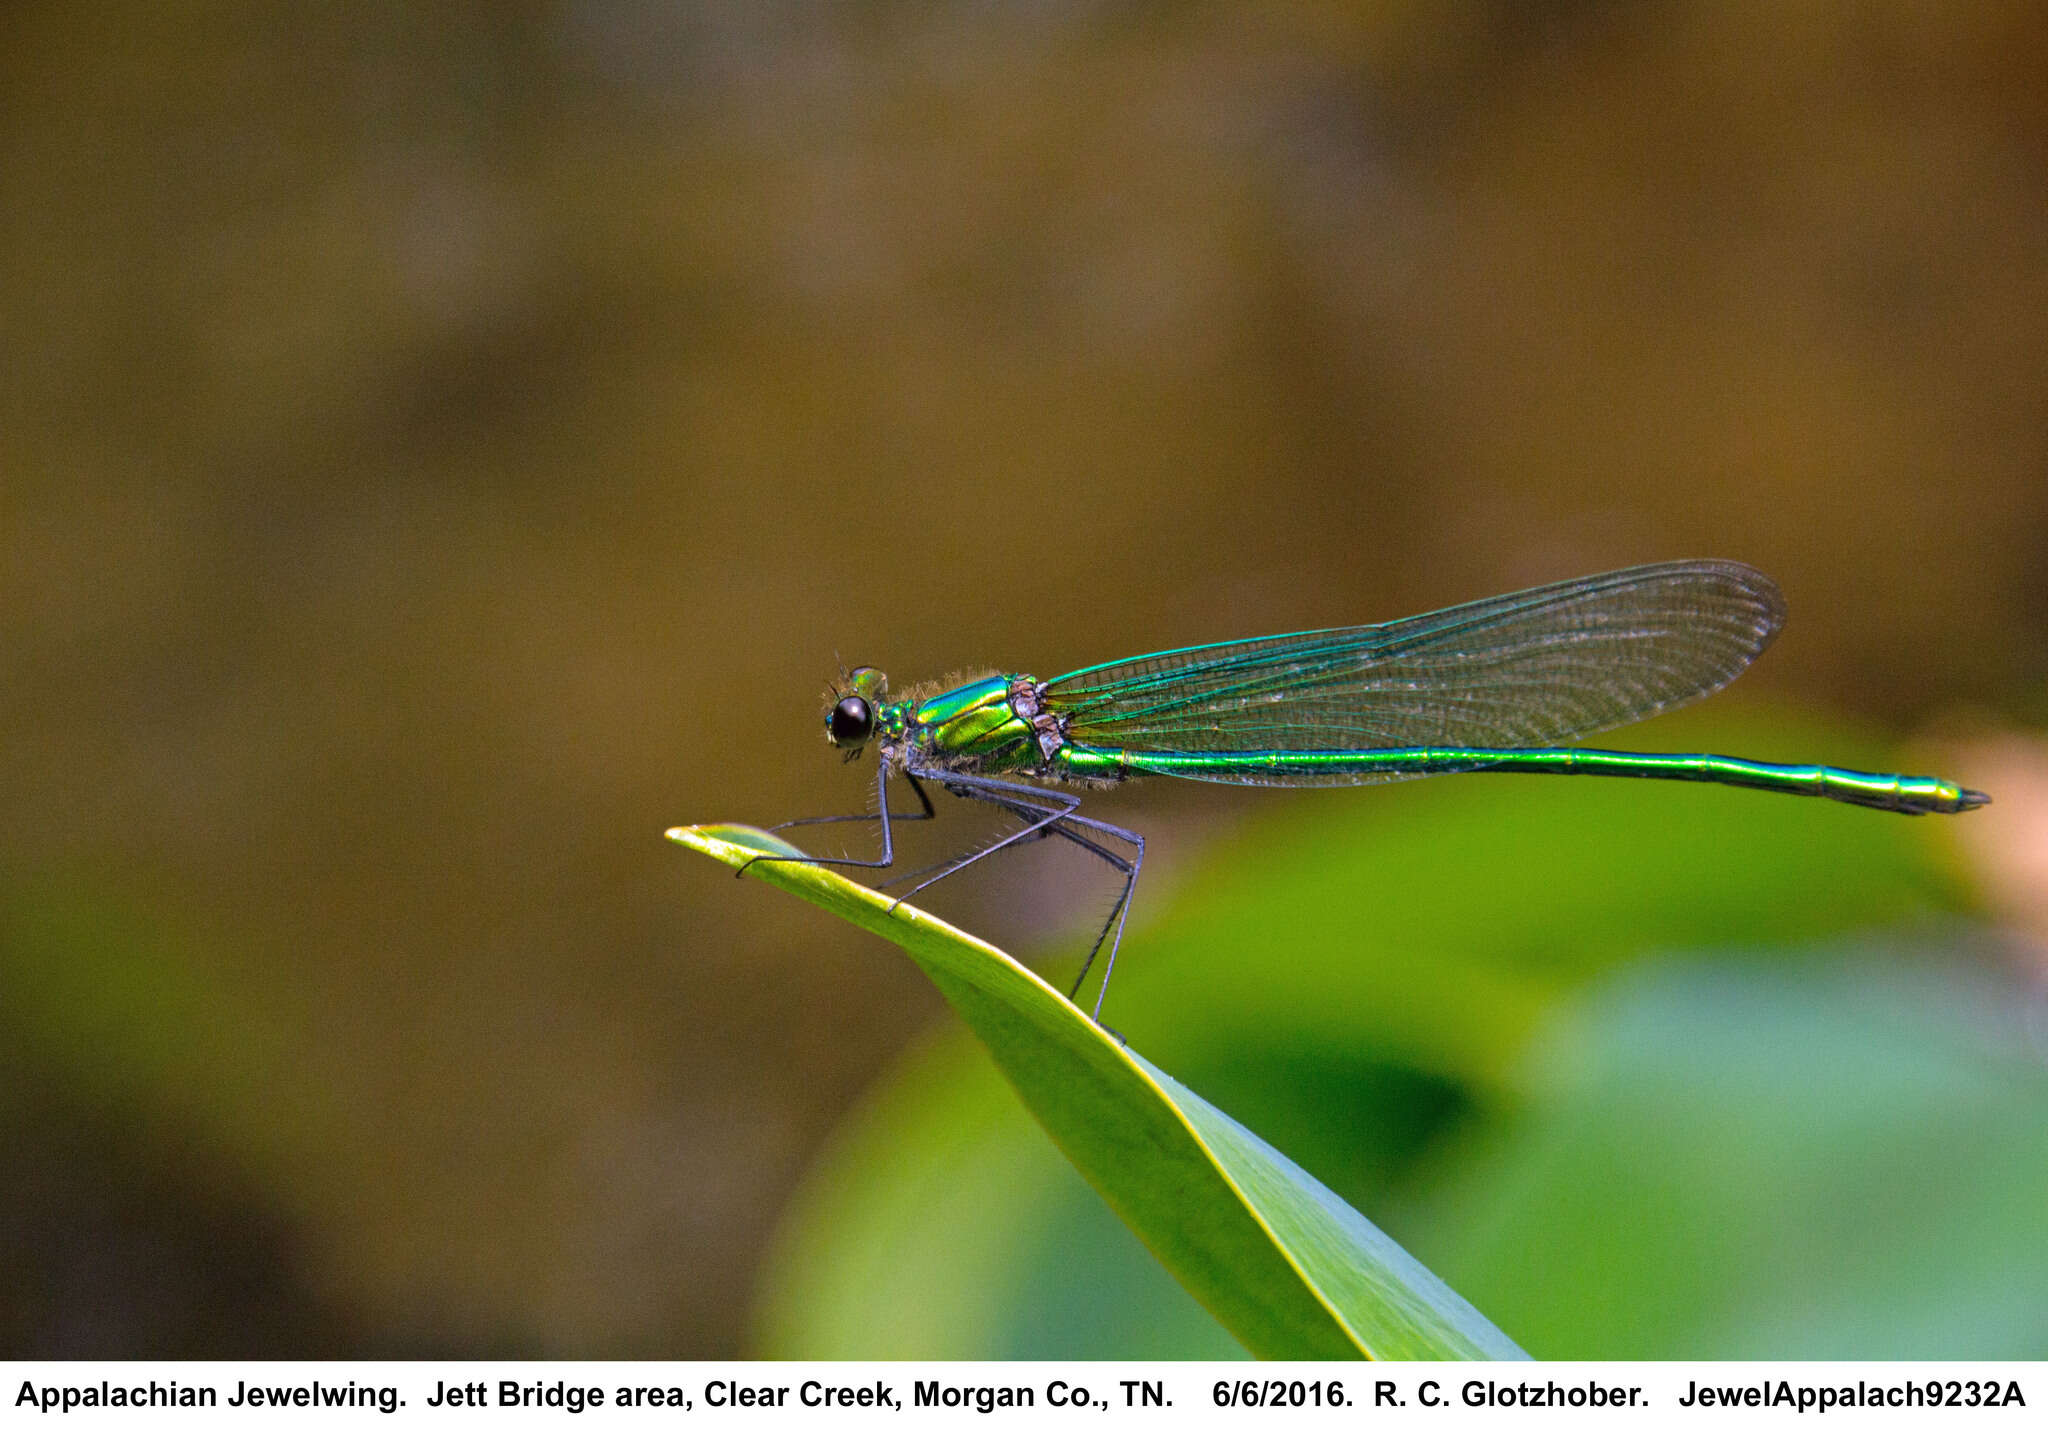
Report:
746,560,1986,1021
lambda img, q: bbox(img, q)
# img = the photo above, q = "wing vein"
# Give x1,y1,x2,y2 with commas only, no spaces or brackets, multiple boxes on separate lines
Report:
1042,560,1784,788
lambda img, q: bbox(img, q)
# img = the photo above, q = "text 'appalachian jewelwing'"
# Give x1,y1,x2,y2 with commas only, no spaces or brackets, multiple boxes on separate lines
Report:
744,560,1987,1022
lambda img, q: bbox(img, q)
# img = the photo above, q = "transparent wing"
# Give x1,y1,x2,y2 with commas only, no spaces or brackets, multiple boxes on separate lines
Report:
1042,560,1785,786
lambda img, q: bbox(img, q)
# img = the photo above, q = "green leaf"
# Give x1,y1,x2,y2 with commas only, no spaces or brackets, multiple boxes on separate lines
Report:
1413,952,2048,1358
669,822,1527,1361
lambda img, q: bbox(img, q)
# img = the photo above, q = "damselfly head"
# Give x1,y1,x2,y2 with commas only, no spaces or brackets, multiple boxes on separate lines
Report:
823,667,886,753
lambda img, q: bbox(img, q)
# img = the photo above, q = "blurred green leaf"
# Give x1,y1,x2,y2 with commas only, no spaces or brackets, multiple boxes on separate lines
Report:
670,822,1527,1360
1411,950,2048,1358
741,713,1988,1358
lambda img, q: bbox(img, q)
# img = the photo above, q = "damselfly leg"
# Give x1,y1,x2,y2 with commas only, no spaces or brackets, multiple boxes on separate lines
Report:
899,766,1143,1021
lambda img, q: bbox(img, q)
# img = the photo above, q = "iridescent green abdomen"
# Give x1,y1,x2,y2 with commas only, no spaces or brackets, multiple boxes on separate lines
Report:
1051,743,1980,814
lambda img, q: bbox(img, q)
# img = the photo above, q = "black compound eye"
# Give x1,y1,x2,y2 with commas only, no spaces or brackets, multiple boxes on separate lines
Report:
827,695,873,745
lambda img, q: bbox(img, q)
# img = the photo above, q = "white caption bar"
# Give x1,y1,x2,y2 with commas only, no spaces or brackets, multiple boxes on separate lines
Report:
2,1362,2035,1432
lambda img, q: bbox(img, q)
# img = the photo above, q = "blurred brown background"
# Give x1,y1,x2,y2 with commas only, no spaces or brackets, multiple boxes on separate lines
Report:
3,1,2044,1355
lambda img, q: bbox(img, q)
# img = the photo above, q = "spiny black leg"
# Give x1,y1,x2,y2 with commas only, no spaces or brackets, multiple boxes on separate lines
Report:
904,767,1145,1024
875,790,1128,892
944,791,1140,1024
884,790,1079,903
1072,825,1142,1023
738,764,916,878
766,771,934,832
895,785,1138,1023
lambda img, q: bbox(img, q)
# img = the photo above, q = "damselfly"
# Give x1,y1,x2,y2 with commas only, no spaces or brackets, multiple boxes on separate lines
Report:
747,560,1986,1021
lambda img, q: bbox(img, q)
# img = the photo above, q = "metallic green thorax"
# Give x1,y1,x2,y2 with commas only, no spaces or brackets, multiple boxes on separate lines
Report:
910,677,1028,756
884,674,1053,771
